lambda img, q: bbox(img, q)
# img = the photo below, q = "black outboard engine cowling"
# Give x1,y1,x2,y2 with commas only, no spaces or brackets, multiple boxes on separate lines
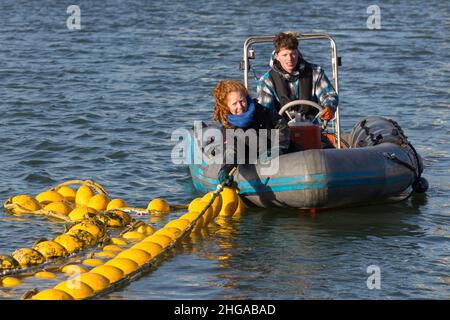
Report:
349,116,408,148
349,116,427,193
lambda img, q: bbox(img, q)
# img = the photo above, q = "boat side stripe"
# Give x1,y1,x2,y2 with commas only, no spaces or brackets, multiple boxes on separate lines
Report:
189,166,411,194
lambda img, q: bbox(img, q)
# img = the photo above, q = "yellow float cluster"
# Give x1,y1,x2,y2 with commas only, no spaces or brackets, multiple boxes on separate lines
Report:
28,186,245,300
1,179,246,298
4,180,128,221
191,187,244,222
4,179,184,221
30,222,165,299
0,216,156,290
1,181,136,273
1,218,108,271
0,211,138,273
1,184,136,276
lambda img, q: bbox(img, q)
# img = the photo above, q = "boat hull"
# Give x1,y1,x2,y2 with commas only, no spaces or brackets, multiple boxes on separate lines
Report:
188,117,423,209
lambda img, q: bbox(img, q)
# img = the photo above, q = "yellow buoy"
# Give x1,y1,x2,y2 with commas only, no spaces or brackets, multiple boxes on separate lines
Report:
122,231,146,241
67,229,97,248
97,211,128,228
12,248,46,267
106,199,128,210
94,251,117,259
108,210,132,225
147,198,170,213
166,227,183,239
32,289,74,300
34,271,57,279
102,245,123,252
89,265,124,284
43,202,72,215
135,224,154,235
1,277,21,287
87,194,109,212
188,198,202,212
165,219,190,232
53,234,85,254
105,258,139,275
82,258,104,267
116,249,151,266
201,192,223,218
75,184,95,207
132,241,163,257
33,241,68,259
188,200,214,227
72,272,110,292
0,255,20,270
61,264,88,275
36,190,65,205
54,280,94,300
218,186,238,216
180,212,203,231
233,195,245,216
68,206,97,221
143,234,172,249
153,227,181,241
111,237,128,246
68,220,105,240
57,186,76,202
10,194,41,213
188,198,205,220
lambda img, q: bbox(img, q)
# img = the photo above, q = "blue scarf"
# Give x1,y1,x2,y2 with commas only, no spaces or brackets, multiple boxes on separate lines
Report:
227,98,255,128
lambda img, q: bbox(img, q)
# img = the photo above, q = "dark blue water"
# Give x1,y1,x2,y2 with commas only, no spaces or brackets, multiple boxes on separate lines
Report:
0,0,449,299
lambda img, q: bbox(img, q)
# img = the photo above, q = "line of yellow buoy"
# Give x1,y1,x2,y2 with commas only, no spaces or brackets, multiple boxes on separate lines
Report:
1,177,244,298
1,180,183,280
22,185,244,299
3,180,188,221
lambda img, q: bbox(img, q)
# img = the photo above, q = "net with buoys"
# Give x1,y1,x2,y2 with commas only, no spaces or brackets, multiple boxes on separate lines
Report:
2,180,133,277
1,172,245,299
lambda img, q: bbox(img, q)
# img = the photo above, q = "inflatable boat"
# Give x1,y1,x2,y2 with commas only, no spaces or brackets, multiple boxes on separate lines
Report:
187,32,427,209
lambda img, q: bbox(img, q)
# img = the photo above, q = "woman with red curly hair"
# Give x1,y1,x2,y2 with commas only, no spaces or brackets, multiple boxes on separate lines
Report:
212,80,290,186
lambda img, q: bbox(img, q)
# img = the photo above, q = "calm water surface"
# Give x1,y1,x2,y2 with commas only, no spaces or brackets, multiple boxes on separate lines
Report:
0,0,449,299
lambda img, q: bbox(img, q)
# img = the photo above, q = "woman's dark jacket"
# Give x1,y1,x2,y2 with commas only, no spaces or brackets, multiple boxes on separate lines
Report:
220,99,290,172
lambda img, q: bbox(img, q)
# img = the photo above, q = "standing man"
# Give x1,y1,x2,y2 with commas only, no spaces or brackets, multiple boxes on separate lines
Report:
257,32,338,123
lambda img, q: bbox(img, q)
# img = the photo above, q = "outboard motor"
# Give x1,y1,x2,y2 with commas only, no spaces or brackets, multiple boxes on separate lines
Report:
348,116,408,148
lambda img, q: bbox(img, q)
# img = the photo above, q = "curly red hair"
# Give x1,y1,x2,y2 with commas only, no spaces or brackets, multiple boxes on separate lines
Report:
212,80,248,128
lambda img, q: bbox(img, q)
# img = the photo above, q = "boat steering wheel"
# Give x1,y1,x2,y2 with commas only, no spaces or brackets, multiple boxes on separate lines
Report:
278,100,324,121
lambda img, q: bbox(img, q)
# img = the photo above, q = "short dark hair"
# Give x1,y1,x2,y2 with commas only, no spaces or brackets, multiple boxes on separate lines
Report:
273,32,299,53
